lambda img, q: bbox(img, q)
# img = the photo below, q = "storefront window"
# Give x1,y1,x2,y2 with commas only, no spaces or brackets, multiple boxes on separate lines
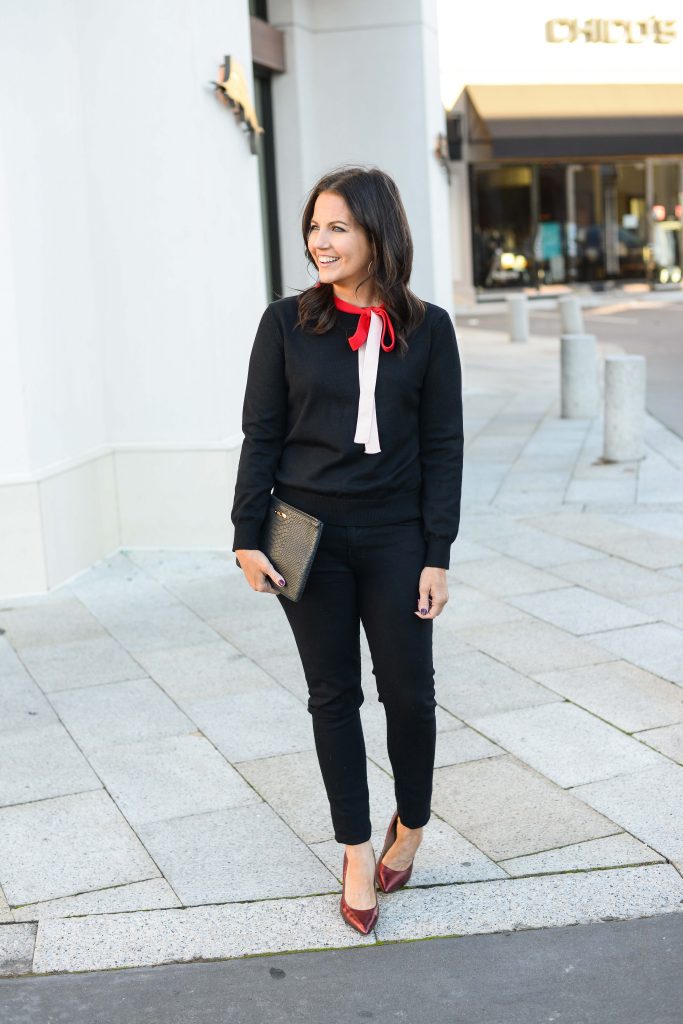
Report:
571,165,605,283
472,160,664,291
649,162,683,285
615,163,647,280
471,166,533,288
535,165,567,285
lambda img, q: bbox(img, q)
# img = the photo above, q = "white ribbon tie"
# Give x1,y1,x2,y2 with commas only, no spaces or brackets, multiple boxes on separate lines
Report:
354,309,382,454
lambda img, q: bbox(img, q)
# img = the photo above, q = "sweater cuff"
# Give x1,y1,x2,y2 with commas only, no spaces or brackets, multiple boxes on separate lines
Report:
232,523,263,553
424,537,452,570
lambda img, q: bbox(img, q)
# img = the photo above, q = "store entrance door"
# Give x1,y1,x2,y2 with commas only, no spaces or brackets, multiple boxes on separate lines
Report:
567,163,647,284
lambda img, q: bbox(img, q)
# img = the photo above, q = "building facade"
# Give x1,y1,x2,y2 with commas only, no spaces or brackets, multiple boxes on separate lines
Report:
0,0,451,597
438,3,683,301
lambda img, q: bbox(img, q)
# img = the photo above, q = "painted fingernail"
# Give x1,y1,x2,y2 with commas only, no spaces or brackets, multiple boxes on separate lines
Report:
278,578,285,586
420,608,428,615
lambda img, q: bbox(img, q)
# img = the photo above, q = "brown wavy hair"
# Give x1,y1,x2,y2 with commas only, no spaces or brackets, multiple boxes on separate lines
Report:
294,165,426,358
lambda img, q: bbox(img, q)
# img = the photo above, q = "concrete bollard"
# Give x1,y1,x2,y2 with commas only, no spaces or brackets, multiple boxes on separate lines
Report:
560,334,599,418
603,355,646,461
558,295,585,335
507,294,528,343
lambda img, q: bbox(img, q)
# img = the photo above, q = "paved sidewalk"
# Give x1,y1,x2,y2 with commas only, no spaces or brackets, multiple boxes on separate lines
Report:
2,324,683,976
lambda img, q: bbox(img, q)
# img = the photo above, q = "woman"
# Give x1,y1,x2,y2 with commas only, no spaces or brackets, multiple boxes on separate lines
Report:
231,166,463,935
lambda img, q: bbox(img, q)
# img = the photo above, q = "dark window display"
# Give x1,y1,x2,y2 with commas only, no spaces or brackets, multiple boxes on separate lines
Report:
472,158,682,291
471,166,534,288
614,163,647,280
535,164,567,285
649,161,682,286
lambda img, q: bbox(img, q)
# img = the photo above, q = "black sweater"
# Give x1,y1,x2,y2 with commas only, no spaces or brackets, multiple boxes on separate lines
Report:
230,294,464,569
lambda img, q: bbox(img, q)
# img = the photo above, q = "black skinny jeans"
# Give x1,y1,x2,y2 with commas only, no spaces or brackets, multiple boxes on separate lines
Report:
275,518,437,845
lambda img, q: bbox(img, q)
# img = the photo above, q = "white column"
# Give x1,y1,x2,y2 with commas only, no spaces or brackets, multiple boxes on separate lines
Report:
507,295,529,343
560,334,598,418
269,0,452,309
603,355,647,462
558,295,585,335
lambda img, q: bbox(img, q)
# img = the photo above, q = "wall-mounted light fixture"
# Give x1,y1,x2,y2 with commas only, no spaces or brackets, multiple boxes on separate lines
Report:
434,133,452,185
211,55,264,154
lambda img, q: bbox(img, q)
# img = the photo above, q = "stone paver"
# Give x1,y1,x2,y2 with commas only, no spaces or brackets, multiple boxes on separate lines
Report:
50,677,196,752
93,604,219,653
17,636,145,692
12,879,181,923
31,897,375,975
432,725,502,768
0,924,36,977
86,733,261,827
635,722,683,762
184,687,315,762
524,511,683,569
3,317,683,975
479,525,604,568
533,661,683,733
448,555,568,597
237,749,397,844
0,597,105,649
0,790,158,906
621,588,683,628
455,617,618,676
374,865,683,942
0,671,58,735
468,701,666,788
548,555,683,602
137,803,339,905
589,623,683,686
508,585,656,635
498,833,665,876
571,763,683,862
431,756,620,861
0,723,100,807
435,649,563,719
133,641,277,701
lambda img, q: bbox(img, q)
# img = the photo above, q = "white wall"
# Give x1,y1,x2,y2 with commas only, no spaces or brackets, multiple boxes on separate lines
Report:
269,0,453,311
0,1,105,479
0,0,266,595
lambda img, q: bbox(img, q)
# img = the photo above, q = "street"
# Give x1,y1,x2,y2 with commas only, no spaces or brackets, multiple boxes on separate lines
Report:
2,913,682,1024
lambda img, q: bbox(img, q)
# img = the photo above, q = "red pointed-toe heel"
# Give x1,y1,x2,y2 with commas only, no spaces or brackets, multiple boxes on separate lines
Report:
340,850,379,935
375,809,417,894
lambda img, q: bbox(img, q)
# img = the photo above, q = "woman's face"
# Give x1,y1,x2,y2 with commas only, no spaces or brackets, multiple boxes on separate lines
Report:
307,191,374,296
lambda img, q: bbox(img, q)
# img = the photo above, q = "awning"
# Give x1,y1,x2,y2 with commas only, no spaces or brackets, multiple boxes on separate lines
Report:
464,84,683,159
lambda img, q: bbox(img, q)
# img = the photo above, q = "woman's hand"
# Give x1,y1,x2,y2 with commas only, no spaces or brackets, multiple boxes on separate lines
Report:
235,549,286,595
415,566,449,620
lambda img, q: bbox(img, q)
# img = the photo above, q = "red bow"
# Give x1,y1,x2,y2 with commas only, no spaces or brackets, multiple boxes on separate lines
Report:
332,294,396,352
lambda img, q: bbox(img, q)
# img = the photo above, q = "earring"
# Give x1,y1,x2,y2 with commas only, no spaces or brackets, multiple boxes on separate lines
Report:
368,260,374,273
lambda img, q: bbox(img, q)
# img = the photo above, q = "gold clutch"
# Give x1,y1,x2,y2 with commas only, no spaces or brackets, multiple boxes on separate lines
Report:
235,495,323,602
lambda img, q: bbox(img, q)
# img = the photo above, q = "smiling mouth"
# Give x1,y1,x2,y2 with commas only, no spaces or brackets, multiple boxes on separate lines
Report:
318,256,341,264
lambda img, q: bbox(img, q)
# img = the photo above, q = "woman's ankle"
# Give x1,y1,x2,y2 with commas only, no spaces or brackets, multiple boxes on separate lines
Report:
345,839,374,856
397,818,424,834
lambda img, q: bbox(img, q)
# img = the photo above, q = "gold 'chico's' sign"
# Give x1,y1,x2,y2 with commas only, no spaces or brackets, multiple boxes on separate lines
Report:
546,17,677,43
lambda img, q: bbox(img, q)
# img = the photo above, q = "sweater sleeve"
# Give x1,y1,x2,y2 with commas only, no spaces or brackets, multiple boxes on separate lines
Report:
419,310,464,569
231,305,288,552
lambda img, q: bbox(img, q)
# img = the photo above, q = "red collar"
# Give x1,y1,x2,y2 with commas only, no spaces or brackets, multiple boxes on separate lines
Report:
331,293,396,352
